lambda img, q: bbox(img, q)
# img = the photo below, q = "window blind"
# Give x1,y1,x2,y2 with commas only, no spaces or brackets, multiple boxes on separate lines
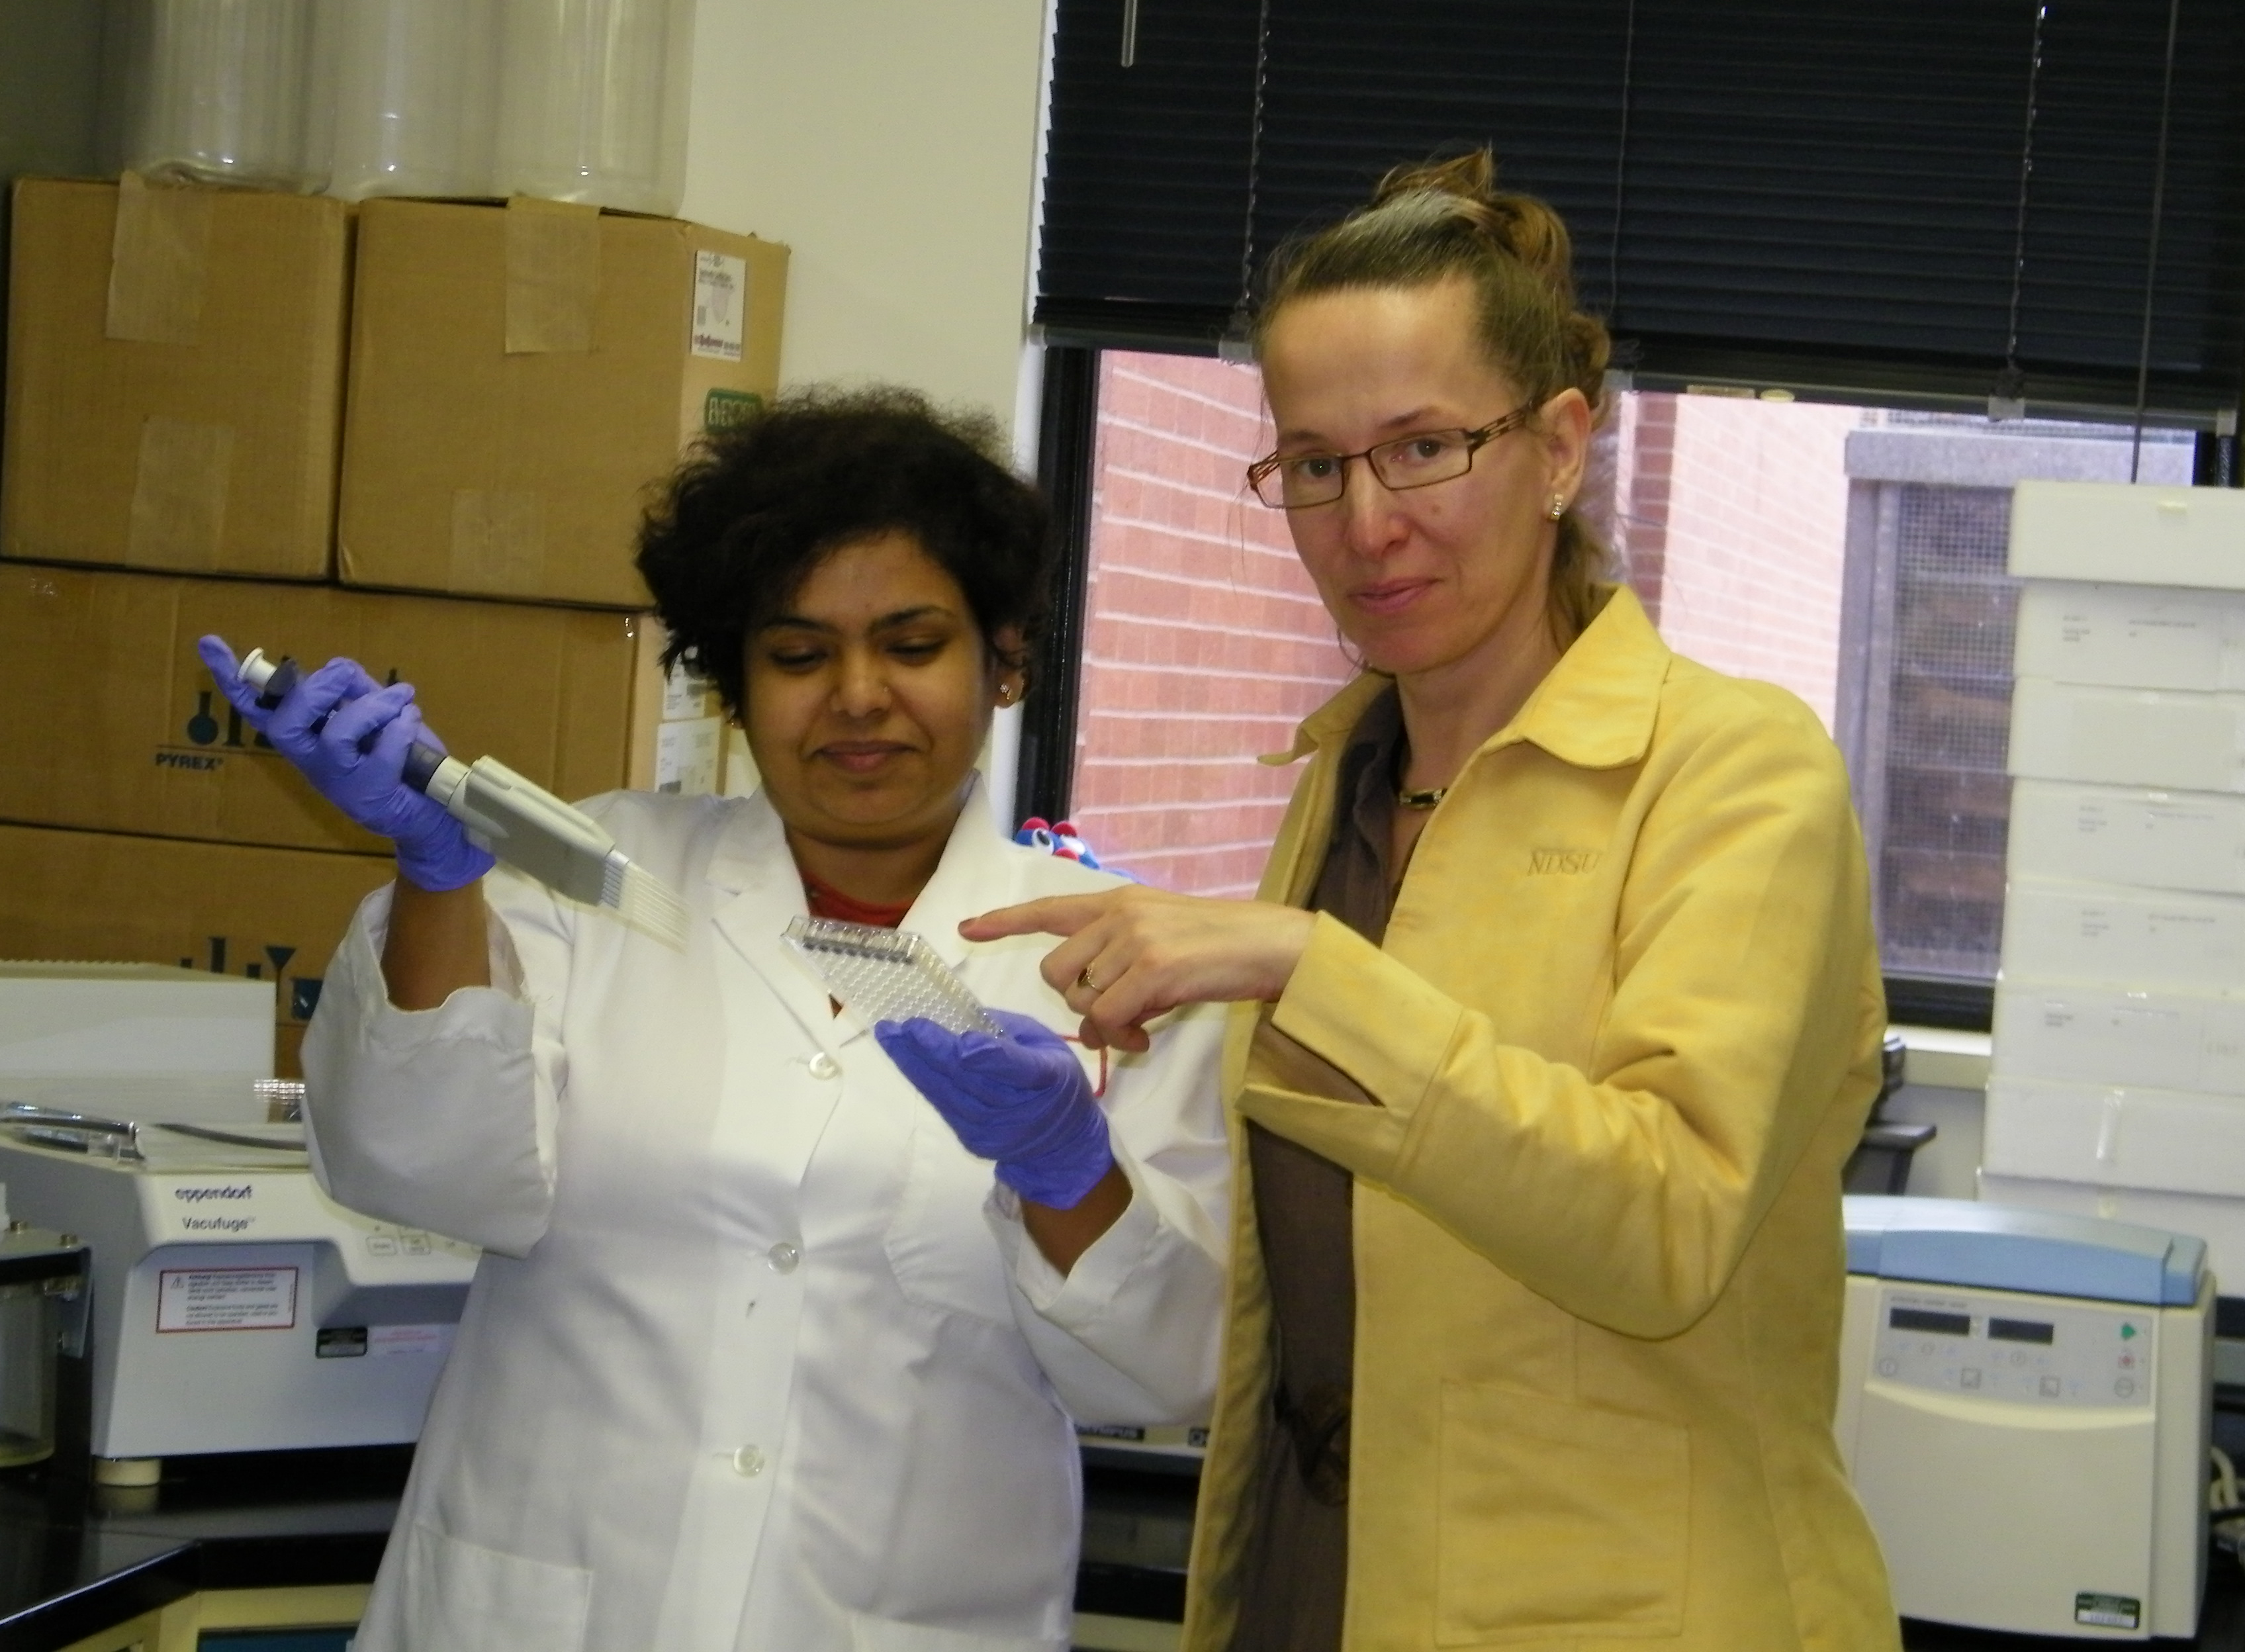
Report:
1036,0,2245,418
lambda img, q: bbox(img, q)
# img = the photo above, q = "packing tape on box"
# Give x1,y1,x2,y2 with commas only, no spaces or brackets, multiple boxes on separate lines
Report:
450,488,547,592
106,172,212,346
128,418,234,569
504,197,601,355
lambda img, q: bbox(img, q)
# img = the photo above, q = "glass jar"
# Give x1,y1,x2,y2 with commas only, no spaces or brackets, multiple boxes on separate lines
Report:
326,0,502,201
494,0,693,217
113,0,328,193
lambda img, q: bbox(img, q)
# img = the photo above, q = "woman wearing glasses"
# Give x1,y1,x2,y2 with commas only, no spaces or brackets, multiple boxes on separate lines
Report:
969,154,1898,1649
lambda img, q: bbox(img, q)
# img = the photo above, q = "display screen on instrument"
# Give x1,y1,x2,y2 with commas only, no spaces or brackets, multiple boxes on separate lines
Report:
1888,1307,1972,1336
1987,1317,2056,1345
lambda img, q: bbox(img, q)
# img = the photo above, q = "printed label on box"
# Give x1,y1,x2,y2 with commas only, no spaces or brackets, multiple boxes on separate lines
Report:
157,1265,298,1332
704,388,763,431
369,1322,456,1358
692,251,748,361
655,717,723,795
661,661,720,721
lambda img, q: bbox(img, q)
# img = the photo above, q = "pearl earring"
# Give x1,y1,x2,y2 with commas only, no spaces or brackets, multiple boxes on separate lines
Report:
1549,495,1567,520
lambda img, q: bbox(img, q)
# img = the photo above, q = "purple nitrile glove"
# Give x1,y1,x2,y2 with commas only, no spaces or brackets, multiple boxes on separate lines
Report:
198,636,495,893
876,1008,1113,1209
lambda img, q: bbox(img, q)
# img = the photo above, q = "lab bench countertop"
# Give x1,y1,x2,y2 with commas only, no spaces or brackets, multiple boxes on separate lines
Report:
0,1447,400,1652
0,1449,2238,1651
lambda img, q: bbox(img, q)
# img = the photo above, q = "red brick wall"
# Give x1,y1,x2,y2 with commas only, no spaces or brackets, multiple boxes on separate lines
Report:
1653,396,1859,728
1066,353,1356,895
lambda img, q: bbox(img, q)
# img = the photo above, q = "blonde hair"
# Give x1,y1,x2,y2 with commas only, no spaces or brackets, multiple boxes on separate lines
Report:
1255,151,1613,642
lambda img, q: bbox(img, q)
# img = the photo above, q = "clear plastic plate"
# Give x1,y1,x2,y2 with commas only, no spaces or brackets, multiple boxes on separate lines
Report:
782,917,1004,1037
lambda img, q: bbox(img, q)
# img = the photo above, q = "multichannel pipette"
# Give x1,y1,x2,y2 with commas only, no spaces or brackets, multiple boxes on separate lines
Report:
236,648,689,947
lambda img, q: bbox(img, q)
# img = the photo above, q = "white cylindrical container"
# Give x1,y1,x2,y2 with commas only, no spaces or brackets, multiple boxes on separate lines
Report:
326,0,501,201
494,0,693,217
114,0,327,191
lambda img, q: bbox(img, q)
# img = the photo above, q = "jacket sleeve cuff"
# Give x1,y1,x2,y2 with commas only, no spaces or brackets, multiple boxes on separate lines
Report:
1251,913,1465,1185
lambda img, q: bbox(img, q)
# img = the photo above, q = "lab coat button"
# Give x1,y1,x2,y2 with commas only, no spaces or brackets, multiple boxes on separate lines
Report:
807,1052,841,1080
766,1242,801,1274
731,1445,765,1477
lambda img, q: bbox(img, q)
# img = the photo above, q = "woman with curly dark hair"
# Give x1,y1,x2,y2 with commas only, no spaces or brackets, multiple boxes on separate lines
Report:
198,387,1230,1652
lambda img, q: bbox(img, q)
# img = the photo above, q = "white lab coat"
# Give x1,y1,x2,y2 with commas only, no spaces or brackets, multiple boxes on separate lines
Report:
300,782,1229,1652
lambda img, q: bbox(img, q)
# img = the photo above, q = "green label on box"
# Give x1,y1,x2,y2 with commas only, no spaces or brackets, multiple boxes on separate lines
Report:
704,389,765,432
2074,1593,2140,1631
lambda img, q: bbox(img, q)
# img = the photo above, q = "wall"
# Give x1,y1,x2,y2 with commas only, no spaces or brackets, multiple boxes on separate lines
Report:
1649,396,1862,729
1066,353,1355,895
678,0,1050,441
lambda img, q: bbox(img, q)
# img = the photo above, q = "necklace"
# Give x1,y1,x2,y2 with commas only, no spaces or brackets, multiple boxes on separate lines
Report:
1395,784,1447,811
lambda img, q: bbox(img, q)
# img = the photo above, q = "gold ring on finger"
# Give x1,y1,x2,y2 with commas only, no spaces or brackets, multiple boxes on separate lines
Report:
1077,966,1103,994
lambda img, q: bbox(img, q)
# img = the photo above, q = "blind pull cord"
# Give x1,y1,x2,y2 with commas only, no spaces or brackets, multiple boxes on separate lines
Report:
1218,0,1275,363
1992,0,2048,423
2129,0,2183,483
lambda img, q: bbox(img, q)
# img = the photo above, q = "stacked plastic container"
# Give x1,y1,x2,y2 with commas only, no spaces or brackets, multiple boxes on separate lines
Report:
108,0,692,213
1983,481,2245,1285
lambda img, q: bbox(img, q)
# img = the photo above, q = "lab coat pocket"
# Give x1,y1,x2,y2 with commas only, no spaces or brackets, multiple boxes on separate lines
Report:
399,1522,592,1652
1435,1383,1688,1645
884,1121,1015,1326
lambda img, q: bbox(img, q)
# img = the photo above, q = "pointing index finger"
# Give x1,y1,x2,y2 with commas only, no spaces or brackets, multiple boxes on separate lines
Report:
958,892,1116,942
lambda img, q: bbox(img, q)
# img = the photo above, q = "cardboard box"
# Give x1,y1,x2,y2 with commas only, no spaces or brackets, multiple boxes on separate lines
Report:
0,824,394,1079
2,176,351,579
0,562,700,854
2008,779,2245,897
2011,481,2245,590
2007,676,2245,794
338,197,787,608
2001,876,2245,991
2013,580,2245,692
1992,979,2245,1095
1984,1076,2245,1201
1978,1173,2245,1296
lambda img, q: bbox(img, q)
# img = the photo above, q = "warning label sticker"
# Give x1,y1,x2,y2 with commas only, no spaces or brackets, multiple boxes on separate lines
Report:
157,1266,298,1333
691,250,748,361
369,1323,456,1359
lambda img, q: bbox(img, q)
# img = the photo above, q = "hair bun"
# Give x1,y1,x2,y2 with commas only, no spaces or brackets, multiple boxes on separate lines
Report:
1371,150,1577,306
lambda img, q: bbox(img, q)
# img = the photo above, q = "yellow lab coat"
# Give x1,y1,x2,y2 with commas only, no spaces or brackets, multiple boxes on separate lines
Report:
1181,587,1900,1651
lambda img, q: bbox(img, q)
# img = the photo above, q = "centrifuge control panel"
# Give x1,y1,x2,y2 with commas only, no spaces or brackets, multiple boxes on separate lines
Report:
1872,1287,2154,1408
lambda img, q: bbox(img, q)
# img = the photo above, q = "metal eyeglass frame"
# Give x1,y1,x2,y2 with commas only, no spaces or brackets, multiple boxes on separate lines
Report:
1244,400,1539,510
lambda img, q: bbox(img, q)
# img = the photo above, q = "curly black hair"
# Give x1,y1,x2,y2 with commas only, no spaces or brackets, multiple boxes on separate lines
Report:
635,385,1053,718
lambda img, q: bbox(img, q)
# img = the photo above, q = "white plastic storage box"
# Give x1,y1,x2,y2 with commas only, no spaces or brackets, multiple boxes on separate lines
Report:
1991,980,2245,1094
0,963,271,1074
2001,877,2245,991
2008,678,2245,794
1980,1173,2239,1299
2007,780,2245,897
2009,481,2245,590
2013,581,2245,693
1985,1077,2245,1201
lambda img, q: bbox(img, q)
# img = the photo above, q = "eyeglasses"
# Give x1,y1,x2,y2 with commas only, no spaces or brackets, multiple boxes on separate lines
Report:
1245,402,1538,510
